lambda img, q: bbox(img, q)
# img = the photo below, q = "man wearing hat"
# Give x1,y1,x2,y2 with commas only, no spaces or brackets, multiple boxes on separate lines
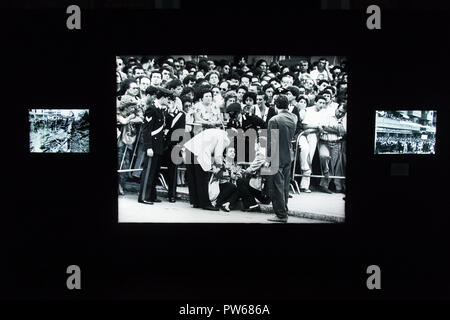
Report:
138,88,175,204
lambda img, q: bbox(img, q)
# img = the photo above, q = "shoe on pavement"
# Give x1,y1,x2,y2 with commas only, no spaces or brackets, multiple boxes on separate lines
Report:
220,203,230,212
300,188,311,193
267,216,288,223
138,199,153,205
319,186,333,194
151,198,162,203
168,197,176,203
203,205,219,211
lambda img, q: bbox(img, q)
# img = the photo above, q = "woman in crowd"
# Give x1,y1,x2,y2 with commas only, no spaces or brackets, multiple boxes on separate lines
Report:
192,86,223,135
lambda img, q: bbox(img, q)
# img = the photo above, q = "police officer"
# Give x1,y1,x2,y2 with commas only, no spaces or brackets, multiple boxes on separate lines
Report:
162,96,186,203
138,88,174,204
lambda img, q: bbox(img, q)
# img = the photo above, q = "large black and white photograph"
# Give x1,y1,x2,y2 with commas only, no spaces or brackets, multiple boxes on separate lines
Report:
29,109,90,153
117,55,347,223
374,110,437,154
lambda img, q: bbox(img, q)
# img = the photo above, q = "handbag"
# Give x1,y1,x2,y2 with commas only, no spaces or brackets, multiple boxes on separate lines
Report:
208,174,220,203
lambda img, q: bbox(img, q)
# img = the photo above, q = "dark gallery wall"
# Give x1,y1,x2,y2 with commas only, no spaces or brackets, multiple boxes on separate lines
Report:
2,2,449,301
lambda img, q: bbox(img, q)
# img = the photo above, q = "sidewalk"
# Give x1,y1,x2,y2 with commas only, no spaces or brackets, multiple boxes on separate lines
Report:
124,181,345,223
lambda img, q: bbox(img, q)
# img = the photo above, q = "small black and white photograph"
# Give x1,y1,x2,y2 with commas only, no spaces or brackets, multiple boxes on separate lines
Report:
374,110,437,154
29,109,90,153
117,55,347,223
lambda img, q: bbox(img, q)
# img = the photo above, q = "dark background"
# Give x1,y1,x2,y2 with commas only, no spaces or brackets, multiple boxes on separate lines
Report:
2,1,449,301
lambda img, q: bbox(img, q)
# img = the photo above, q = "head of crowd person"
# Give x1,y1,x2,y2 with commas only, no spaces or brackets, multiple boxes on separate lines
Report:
338,72,348,83
181,86,195,101
120,78,140,97
235,56,248,69
161,67,172,83
180,95,193,113
173,59,182,72
274,94,289,110
324,85,337,97
302,76,315,91
335,102,347,119
166,79,183,97
206,71,220,86
206,59,216,71
186,61,197,74
317,80,330,93
182,74,196,87
194,85,213,105
195,78,210,88
321,89,333,104
284,86,301,104
314,95,327,110
211,86,222,99
243,92,257,108
229,73,240,86
317,57,328,72
236,86,248,103
332,65,342,79
255,59,268,74
281,74,294,89
270,79,281,90
116,71,127,92
263,84,275,101
195,70,205,80
132,65,145,79
224,91,238,107
240,75,251,88
179,68,190,82
116,57,125,72
226,102,242,121
299,59,309,73
145,85,159,104
224,147,236,161
137,75,151,94
221,62,231,77
269,62,280,74
219,80,229,93
256,93,266,109
281,65,290,75
337,81,347,96
248,83,260,94
177,57,185,69
155,87,175,107
297,85,306,96
150,70,162,87
261,74,272,83
293,93,308,110
124,65,134,79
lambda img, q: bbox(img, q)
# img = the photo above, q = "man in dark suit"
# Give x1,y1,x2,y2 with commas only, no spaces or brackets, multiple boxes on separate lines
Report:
267,94,297,223
138,88,174,204
162,97,186,202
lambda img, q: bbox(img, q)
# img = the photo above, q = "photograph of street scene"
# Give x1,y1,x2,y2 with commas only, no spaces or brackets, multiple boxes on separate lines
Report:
117,55,347,223
29,109,90,153
374,110,436,154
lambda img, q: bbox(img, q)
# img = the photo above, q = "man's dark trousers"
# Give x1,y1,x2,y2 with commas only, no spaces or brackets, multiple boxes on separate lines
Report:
138,154,161,202
269,163,291,218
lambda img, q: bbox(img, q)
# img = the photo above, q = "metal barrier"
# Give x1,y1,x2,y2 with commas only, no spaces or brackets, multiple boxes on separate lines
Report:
291,133,346,194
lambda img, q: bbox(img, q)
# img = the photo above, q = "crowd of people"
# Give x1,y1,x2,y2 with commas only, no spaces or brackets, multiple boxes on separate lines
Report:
117,55,348,222
375,135,435,154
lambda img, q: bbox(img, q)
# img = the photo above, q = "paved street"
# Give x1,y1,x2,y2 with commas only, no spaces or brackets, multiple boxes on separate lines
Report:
118,191,339,223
